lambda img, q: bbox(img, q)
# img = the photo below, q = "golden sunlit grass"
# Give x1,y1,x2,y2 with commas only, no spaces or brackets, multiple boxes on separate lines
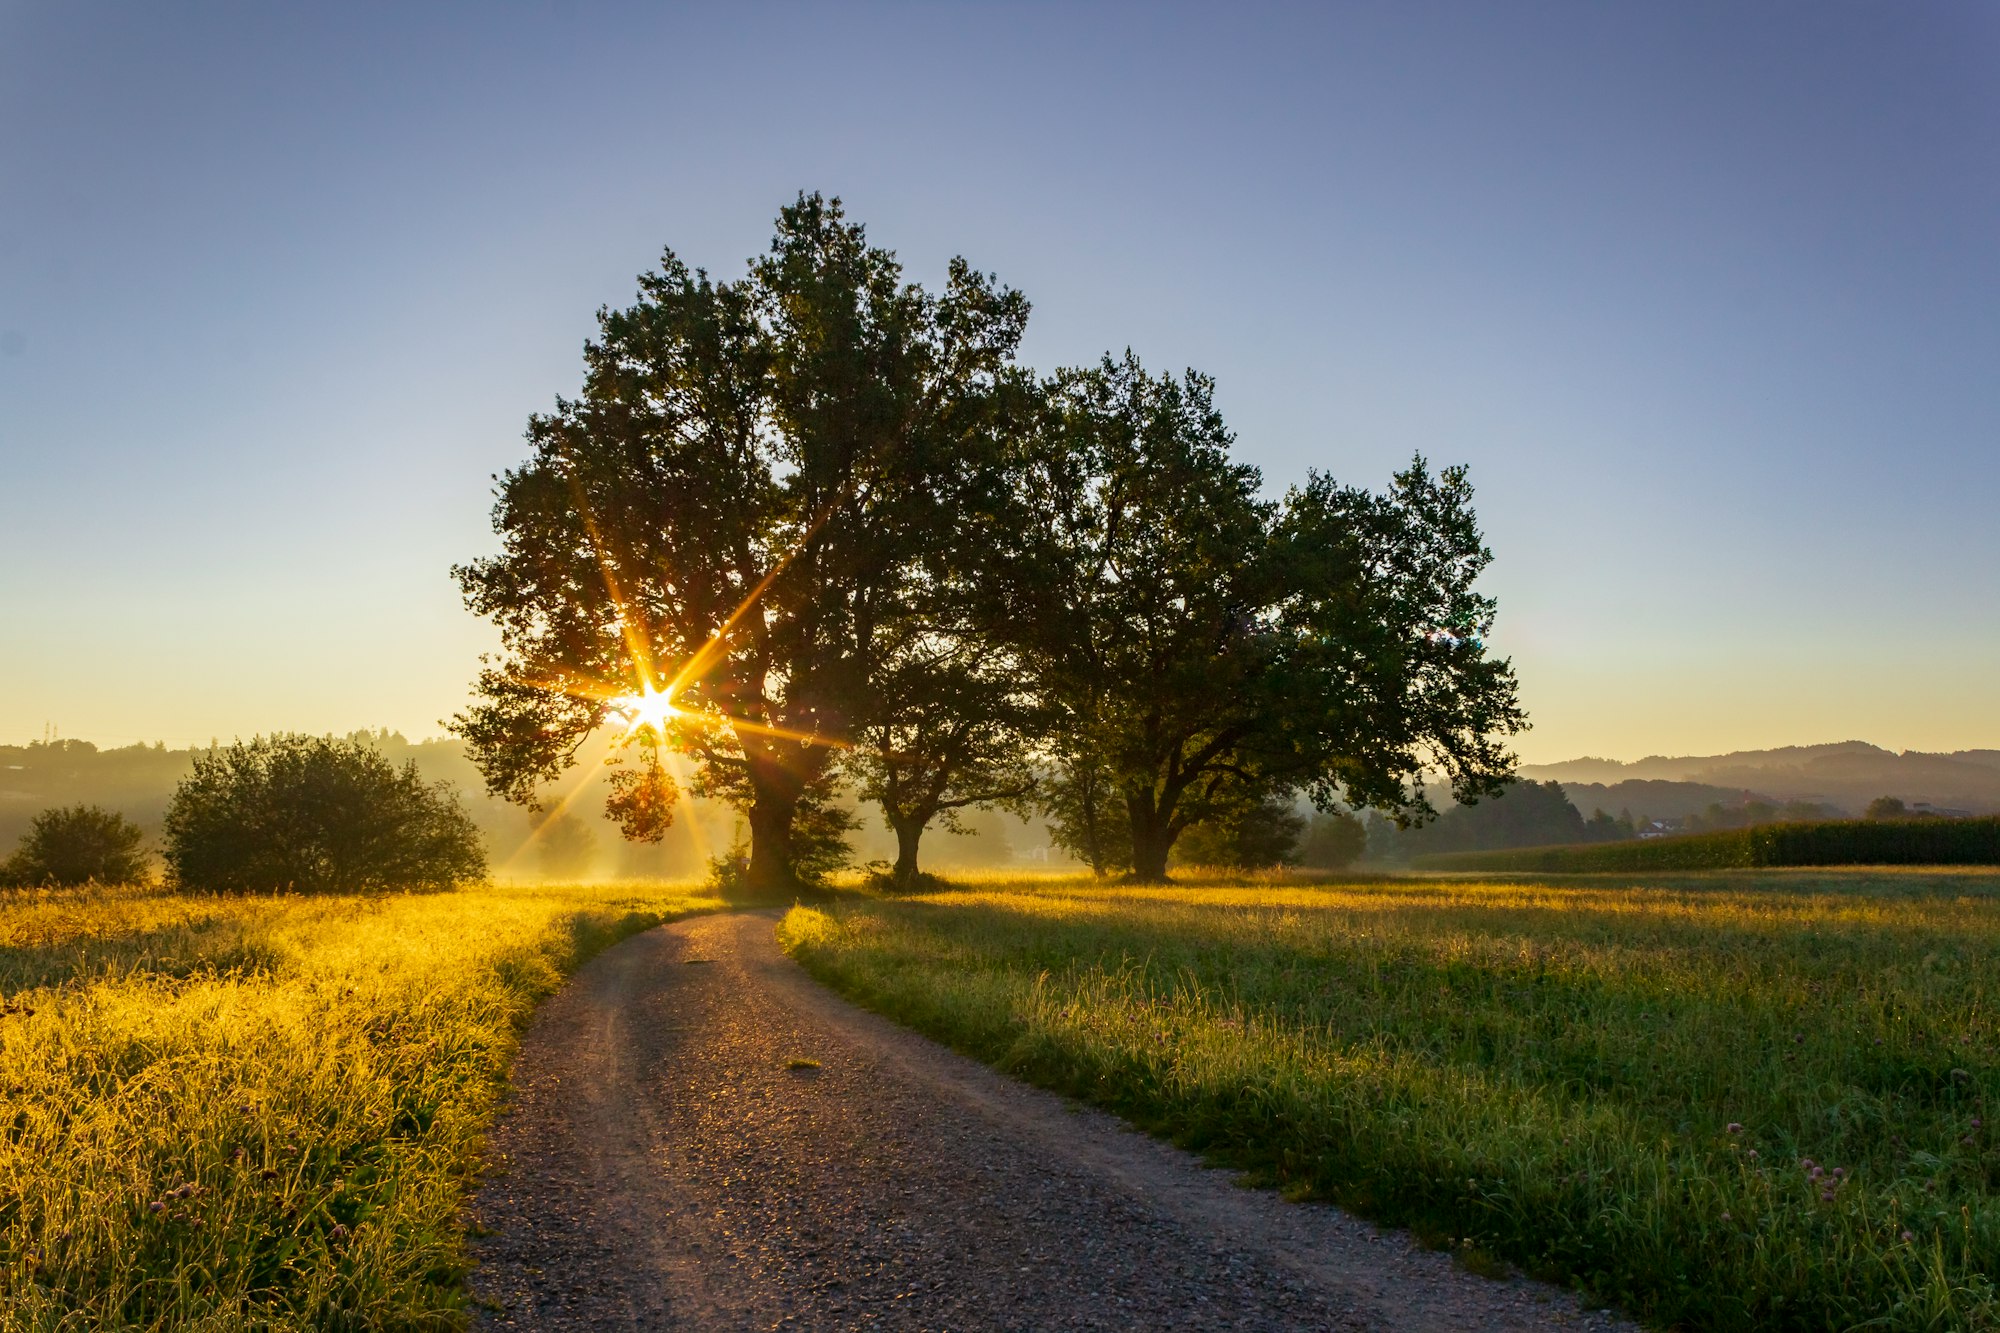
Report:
781,869,2000,1331
0,878,722,1332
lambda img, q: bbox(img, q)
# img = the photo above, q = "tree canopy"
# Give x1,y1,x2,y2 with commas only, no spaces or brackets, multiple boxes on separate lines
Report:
989,353,1524,879
1,805,149,887
162,735,485,893
454,196,1526,887
453,194,1030,893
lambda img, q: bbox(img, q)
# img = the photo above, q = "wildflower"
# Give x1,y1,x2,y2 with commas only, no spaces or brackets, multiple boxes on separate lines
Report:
329,1223,349,1241
1962,1136,1975,1146
1901,1230,1915,1243
1973,1117,1984,1129
1726,1123,1743,1135
146,1201,165,1214
1720,1211,1732,1221
1801,1157,1816,1170
1809,1166,1823,1180
1746,1149,1759,1160
1820,1189,1835,1202
1831,1167,1845,1179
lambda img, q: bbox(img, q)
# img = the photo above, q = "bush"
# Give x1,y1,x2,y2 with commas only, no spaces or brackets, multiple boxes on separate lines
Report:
1172,798,1305,871
1296,810,1368,869
1413,816,2000,873
0,805,149,886
162,735,487,893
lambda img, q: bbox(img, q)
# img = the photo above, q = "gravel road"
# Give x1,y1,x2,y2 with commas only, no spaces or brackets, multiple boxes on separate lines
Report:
467,912,1638,1331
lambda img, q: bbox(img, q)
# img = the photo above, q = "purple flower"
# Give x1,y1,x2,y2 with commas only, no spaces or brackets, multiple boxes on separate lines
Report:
1726,1123,1743,1135
1820,1188,1835,1202
1747,1149,1759,1160
1901,1230,1915,1243
1719,1211,1732,1221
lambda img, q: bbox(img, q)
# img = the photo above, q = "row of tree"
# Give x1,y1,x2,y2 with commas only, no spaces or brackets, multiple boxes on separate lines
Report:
453,195,1526,890
0,736,485,892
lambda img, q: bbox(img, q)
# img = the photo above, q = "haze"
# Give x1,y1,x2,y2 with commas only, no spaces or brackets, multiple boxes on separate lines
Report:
3,2,1996,764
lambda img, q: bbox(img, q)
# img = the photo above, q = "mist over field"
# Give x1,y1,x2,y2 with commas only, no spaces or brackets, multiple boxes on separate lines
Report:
0,731,1059,880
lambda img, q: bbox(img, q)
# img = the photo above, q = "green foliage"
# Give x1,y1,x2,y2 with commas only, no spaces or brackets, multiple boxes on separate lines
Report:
1414,816,2000,873
1583,806,1636,842
850,630,1037,886
992,354,1525,879
1,804,148,886
1296,809,1368,869
1870,796,1911,820
1393,779,1585,857
1041,745,1134,875
1172,797,1304,870
162,735,487,893
453,192,1031,893
781,871,2000,1331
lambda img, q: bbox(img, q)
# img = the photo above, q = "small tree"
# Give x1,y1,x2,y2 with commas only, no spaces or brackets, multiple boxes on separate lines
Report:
163,735,486,893
850,637,1036,887
1866,796,1908,820
1,805,149,886
1296,810,1368,869
1173,797,1305,871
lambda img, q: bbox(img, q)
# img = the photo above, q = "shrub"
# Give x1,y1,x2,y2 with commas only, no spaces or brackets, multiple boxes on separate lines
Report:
1172,798,1305,871
1296,810,1368,869
162,735,487,893
0,805,149,886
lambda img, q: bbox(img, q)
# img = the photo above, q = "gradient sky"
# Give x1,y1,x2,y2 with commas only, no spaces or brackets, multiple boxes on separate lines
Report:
3,2,1996,765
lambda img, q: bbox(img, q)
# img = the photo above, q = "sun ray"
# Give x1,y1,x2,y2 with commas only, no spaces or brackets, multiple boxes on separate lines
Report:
495,746,618,879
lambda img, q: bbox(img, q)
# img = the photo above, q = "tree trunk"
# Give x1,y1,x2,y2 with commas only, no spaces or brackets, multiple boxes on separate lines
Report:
890,817,925,889
1126,798,1175,883
743,793,801,896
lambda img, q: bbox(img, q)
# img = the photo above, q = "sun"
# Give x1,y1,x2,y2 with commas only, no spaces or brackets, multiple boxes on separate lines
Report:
614,681,679,737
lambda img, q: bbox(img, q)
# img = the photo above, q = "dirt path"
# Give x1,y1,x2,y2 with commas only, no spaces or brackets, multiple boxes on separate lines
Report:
467,912,1637,1331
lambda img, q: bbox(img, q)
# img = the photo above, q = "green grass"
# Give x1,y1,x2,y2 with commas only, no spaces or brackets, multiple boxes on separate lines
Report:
779,870,2000,1331
0,878,723,1332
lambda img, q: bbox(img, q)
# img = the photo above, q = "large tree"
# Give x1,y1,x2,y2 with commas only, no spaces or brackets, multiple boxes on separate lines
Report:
999,353,1525,881
452,195,1029,892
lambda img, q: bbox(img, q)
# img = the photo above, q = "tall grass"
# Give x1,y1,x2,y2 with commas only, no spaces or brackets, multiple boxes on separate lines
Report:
781,871,2000,1331
0,879,722,1332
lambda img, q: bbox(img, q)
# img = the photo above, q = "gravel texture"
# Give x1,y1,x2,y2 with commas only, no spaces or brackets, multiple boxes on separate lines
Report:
467,911,1639,1331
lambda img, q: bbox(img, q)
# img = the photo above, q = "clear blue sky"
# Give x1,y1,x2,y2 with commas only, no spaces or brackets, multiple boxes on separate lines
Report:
3,2,1995,763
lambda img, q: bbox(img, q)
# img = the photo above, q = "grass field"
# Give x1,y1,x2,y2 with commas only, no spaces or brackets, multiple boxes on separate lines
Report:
781,870,2000,1331
0,878,721,1332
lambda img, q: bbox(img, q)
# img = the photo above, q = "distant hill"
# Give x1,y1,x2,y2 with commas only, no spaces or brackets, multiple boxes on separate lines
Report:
1551,779,1776,823
1523,743,2000,817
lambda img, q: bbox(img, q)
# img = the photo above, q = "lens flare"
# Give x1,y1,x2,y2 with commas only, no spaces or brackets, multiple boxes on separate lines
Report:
615,682,679,737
